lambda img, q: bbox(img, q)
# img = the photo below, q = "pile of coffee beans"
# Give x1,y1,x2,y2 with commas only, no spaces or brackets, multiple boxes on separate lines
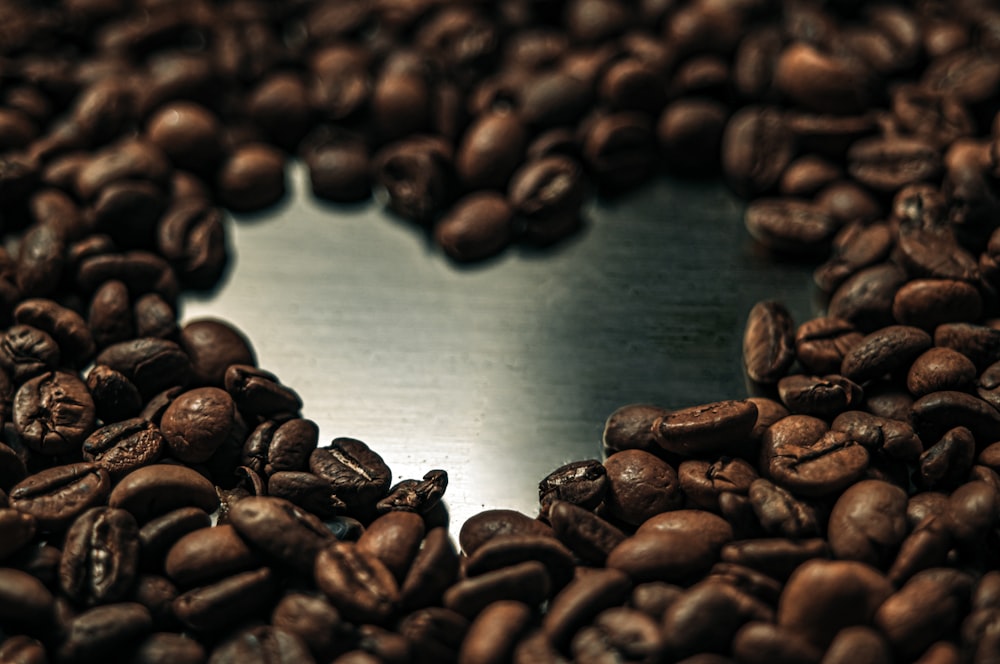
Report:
2,0,1000,661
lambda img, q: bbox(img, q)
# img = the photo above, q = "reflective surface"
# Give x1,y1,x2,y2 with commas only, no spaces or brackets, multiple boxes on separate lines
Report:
182,164,817,530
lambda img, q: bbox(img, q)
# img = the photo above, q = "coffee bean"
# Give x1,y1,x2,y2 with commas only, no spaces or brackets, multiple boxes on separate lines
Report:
177,319,255,389
848,136,943,193
946,480,1000,544
828,263,909,333
875,568,974,661
309,437,391,517
657,98,728,175
678,457,757,512
75,138,172,201
159,387,236,464
228,496,332,574
82,419,165,482
305,138,372,204
57,602,153,664
216,144,286,213
224,365,302,418
774,43,871,114
794,318,863,376
654,400,757,457
444,560,550,619
748,479,821,537
88,280,134,349
146,102,223,174
661,581,773,659
138,507,212,570
519,70,592,129
721,106,795,198
606,527,721,585
547,500,626,566
743,301,795,385
399,526,459,611
315,540,399,624
376,469,448,515
827,480,908,569
10,462,110,532
911,390,1000,447
0,325,60,384
892,279,982,329
109,464,219,524
173,567,277,633
60,507,139,606
777,559,893,648
603,449,682,526
165,525,261,588
208,625,314,664
776,374,863,417
127,632,207,664
922,49,1000,104
744,198,838,257
373,136,455,223
434,192,513,262
538,460,606,516
0,636,49,664
581,111,655,193
888,515,952,586
935,323,1000,371
13,299,94,366
814,222,893,293
356,511,425,583
459,600,534,664
155,201,227,290
891,84,974,150
841,325,933,385
455,111,526,191
732,622,822,664
95,338,191,400
761,415,869,496
16,224,64,299
271,592,342,660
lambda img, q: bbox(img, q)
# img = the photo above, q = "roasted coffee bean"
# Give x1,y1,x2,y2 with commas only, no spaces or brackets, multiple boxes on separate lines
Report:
603,449,682,526
82,419,164,481
828,263,909,333
159,387,237,464
95,338,191,400
109,464,218,524
653,400,757,457
309,438,391,517
774,43,871,114
628,581,684,622
794,318,863,376
922,49,1000,104
165,525,261,588
75,139,171,202
907,348,977,397
267,471,344,519
458,510,555,557
720,538,829,582
657,98,728,175
355,511,425,583
444,560,550,619
128,632,207,664
0,636,48,664
434,192,513,262
138,507,212,569
373,136,454,223
455,111,526,191
377,469,448,515
743,301,795,384
60,506,139,606
88,280,134,349
271,592,342,660
155,202,227,290
935,323,1000,371
178,319,255,389
133,293,175,340
911,390,1000,447
305,138,371,204
892,84,974,150
721,106,795,198
946,480,1000,543
0,325,60,383
777,559,893,648
465,534,574,594
173,567,277,633
75,251,178,301
841,325,933,385
678,457,757,512
827,480,908,569
13,370,95,456
892,279,982,330
57,602,153,664
315,540,399,624
547,499,625,566
888,515,952,586
216,144,286,213
581,112,655,193
875,568,974,661
224,365,301,418
229,496,332,575
16,223,64,299
776,374,862,417
146,102,223,174
761,416,868,497
814,222,893,293
459,600,534,664
748,479,821,538
209,625,314,664
538,460,606,515
847,136,942,193
400,526,459,611
606,525,722,585
10,462,110,532
661,581,773,659
744,198,838,257
519,70,592,129
602,403,670,455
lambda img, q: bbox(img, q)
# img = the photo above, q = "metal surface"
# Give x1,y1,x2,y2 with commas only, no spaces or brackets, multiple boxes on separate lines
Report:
182,163,817,531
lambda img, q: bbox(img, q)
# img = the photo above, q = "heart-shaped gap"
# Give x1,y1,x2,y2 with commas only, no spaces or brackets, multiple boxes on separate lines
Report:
182,162,816,528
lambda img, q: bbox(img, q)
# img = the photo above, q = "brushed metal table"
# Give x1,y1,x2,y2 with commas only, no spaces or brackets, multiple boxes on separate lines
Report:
181,163,816,531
